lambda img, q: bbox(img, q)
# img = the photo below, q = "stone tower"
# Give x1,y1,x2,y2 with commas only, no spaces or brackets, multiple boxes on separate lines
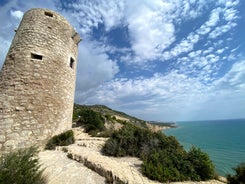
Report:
0,8,81,152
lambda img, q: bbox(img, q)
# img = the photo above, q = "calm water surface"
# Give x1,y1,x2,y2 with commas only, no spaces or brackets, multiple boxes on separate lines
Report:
164,119,245,176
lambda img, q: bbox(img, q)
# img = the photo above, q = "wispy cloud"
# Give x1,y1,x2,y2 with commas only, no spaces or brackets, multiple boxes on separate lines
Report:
75,41,119,93
10,10,23,19
78,59,245,120
66,0,125,35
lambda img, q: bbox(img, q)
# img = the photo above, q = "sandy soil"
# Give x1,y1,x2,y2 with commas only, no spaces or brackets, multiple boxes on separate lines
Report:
39,151,106,184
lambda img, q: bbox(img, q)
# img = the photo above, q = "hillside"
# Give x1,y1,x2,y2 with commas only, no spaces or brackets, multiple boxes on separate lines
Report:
36,104,224,183
72,103,174,135
37,104,222,183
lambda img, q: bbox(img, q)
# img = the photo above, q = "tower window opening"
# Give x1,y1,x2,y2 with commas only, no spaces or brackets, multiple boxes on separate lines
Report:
31,53,43,60
70,57,75,69
44,11,53,17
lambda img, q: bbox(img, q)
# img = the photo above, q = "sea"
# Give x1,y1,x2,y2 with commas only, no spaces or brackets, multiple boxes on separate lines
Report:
164,119,245,176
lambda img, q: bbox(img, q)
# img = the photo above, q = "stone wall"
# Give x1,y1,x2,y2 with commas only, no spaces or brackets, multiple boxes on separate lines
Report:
0,8,81,152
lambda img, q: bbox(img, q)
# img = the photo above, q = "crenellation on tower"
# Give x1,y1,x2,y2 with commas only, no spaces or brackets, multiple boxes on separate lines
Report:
0,8,81,152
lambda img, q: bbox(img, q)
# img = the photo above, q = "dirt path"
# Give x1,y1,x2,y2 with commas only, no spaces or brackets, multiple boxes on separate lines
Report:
39,150,106,184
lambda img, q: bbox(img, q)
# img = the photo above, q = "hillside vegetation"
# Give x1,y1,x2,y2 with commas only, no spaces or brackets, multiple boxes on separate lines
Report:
102,124,216,182
73,104,157,135
0,147,46,184
73,104,175,132
72,103,216,182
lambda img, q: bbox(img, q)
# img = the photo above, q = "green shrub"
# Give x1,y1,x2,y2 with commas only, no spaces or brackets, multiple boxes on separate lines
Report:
102,125,152,157
102,125,216,182
227,162,245,184
45,130,75,150
142,150,184,182
187,147,216,180
67,153,73,159
102,125,183,157
0,146,46,184
75,109,105,135
141,145,202,182
61,147,68,153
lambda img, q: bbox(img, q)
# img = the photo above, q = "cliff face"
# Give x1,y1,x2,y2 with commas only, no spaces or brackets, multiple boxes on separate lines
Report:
145,122,171,132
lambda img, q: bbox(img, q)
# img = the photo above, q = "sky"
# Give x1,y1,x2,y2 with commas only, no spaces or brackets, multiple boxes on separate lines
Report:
0,0,244,121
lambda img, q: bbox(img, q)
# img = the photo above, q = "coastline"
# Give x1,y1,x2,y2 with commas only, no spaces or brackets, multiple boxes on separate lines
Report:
163,119,245,178
146,122,177,132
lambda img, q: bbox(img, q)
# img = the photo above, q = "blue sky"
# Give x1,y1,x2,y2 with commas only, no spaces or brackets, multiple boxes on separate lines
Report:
0,0,244,121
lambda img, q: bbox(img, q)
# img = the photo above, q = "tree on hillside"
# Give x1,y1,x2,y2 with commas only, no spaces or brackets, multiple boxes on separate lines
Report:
76,109,105,134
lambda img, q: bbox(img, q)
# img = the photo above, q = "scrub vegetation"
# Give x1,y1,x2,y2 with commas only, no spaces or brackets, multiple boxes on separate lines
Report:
102,124,216,182
0,146,46,184
227,162,245,184
45,130,75,150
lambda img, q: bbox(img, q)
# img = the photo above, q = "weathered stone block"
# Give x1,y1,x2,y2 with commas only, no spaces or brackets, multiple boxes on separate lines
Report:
15,106,25,111
4,140,16,150
8,132,20,140
20,130,32,137
0,135,5,142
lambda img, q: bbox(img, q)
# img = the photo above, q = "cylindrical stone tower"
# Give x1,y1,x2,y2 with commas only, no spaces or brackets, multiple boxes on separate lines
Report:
0,8,81,152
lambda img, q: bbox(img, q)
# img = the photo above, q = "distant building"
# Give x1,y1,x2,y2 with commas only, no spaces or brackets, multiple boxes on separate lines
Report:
0,8,81,152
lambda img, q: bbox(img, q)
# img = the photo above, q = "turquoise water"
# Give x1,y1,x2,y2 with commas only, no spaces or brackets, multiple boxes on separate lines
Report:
164,119,245,176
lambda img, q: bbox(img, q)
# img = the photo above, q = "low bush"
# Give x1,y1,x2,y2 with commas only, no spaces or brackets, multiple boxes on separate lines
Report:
102,125,216,182
0,146,46,184
187,147,216,180
227,162,245,184
102,124,153,157
45,130,75,150
67,153,73,159
61,147,68,153
74,109,105,135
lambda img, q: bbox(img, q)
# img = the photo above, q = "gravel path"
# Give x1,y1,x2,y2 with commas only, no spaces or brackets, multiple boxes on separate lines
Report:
39,150,106,184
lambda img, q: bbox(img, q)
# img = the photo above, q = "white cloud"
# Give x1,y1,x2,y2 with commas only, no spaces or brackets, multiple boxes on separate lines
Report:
80,71,210,120
75,41,119,101
218,0,239,8
68,0,125,35
68,0,177,62
10,10,23,19
209,23,236,38
206,8,221,27
161,0,239,63
168,33,200,58
196,59,245,120
224,8,238,21
216,48,224,54
213,60,245,89
67,0,224,64
55,0,240,70
79,59,245,121
126,0,175,61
